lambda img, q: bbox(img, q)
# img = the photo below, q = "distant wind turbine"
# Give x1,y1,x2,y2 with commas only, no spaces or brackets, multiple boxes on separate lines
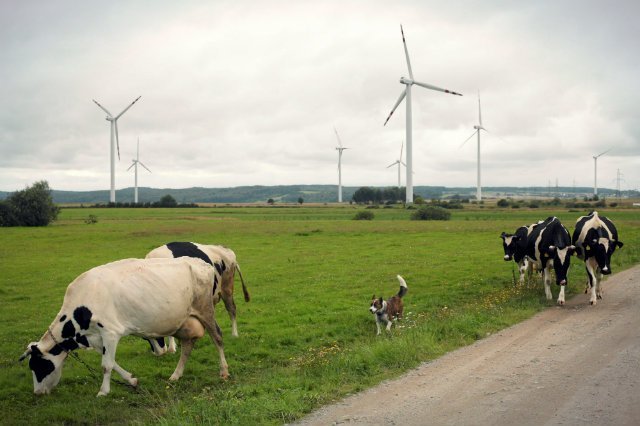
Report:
93,96,141,203
593,148,611,196
127,138,151,204
334,128,349,203
460,91,490,201
384,25,462,204
386,141,406,187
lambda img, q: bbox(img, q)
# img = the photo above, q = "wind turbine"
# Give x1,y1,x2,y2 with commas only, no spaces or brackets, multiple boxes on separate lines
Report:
384,25,462,204
93,96,141,203
593,148,611,197
386,140,406,187
334,128,349,203
127,138,151,204
460,91,488,201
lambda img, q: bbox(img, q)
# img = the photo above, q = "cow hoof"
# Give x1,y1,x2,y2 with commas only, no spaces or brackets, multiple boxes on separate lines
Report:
557,300,565,306
169,374,180,382
597,295,603,300
590,300,596,306
130,378,138,388
220,372,230,381
97,391,108,397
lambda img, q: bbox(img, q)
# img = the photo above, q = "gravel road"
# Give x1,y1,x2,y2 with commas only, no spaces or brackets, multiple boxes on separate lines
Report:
296,265,640,425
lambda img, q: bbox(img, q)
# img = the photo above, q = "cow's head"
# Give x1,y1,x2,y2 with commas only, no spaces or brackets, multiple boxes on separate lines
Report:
20,341,68,395
500,232,520,261
585,233,624,275
547,245,576,285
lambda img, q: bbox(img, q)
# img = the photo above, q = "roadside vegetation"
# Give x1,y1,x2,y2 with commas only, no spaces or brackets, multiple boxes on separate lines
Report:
1,205,638,424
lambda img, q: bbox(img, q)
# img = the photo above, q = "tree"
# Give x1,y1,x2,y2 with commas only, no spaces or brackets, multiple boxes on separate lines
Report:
267,198,275,205
158,194,177,207
0,180,60,226
297,197,304,205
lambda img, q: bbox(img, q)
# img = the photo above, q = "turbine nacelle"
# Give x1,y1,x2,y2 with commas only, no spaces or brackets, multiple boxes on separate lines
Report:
400,77,413,85
473,125,484,130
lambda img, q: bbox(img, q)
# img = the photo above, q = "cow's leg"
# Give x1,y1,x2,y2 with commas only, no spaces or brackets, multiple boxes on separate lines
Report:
543,265,553,300
518,259,526,284
112,362,138,387
586,261,598,305
221,276,239,337
200,318,229,379
557,284,566,305
167,337,177,353
146,337,167,356
169,338,196,381
98,333,121,396
596,271,604,300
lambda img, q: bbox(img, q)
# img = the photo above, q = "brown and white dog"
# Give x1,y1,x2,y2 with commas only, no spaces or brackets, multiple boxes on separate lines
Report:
369,275,408,335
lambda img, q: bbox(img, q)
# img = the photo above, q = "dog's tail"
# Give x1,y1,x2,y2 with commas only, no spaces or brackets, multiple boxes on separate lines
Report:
396,275,408,298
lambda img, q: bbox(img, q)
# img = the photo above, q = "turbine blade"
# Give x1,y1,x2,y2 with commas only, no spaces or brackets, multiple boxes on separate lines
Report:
127,161,135,171
115,95,141,120
484,128,509,145
114,121,121,160
384,89,407,126
401,161,407,167
413,80,463,96
478,90,482,126
459,130,477,149
334,127,343,147
387,161,398,168
93,99,113,117
399,140,404,159
139,162,152,173
400,25,414,80
596,148,612,158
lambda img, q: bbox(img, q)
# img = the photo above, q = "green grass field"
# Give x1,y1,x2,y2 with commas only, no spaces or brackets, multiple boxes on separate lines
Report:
1,206,638,425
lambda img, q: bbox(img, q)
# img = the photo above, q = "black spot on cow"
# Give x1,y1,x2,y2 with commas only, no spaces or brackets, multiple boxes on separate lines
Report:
213,275,219,294
97,322,104,328
214,262,223,275
166,242,213,265
156,338,165,348
59,315,67,322
102,347,106,355
146,339,154,352
61,320,76,339
75,333,90,348
49,345,64,356
73,306,93,330
60,338,79,352
28,346,55,383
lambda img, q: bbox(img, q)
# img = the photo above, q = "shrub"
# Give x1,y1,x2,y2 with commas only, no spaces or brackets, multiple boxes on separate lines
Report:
0,180,59,227
353,211,374,220
85,214,98,224
497,199,510,208
410,206,451,221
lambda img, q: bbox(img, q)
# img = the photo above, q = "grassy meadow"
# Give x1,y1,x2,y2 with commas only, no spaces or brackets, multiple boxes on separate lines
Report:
1,205,638,424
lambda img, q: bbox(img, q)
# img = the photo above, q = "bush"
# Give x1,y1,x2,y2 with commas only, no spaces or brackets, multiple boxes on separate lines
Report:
497,199,510,208
410,206,451,221
0,180,59,227
85,214,98,224
353,211,374,220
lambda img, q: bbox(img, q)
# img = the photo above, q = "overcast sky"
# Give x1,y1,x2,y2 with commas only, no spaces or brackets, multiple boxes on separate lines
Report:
1,0,638,193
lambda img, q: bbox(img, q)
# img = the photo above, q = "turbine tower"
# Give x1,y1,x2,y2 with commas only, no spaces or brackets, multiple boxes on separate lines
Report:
334,128,349,203
127,138,151,204
460,91,488,201
593,148,611,197
384,25,462,204
93,96,141,203
386,141,406,187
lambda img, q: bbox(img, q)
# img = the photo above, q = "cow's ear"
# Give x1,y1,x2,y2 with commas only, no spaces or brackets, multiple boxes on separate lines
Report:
568,245,576,256
500,232,506,239
616,241,624,248
19,343,37,362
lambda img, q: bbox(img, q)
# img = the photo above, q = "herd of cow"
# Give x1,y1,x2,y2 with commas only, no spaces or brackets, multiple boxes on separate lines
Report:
20,211,623,397
500,211,623,306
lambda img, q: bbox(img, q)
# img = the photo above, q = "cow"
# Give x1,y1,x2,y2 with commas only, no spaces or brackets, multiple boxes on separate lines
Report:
524,216,576,305
19,258,229,396
500,221,542,284
572,211,623,305
145,242,250,350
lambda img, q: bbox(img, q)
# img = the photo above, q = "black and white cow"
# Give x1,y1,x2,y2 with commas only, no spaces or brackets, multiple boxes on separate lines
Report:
525,216,576,305
572,211,623,305
146,242,250,345
500,221,542,283
20,258,229,396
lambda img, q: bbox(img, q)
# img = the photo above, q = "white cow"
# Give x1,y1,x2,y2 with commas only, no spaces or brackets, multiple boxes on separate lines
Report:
146,242,250,346
20,258,229,396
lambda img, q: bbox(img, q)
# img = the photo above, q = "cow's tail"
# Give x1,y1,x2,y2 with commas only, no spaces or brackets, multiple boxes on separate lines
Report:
396,275,408,298
236,264,250,302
